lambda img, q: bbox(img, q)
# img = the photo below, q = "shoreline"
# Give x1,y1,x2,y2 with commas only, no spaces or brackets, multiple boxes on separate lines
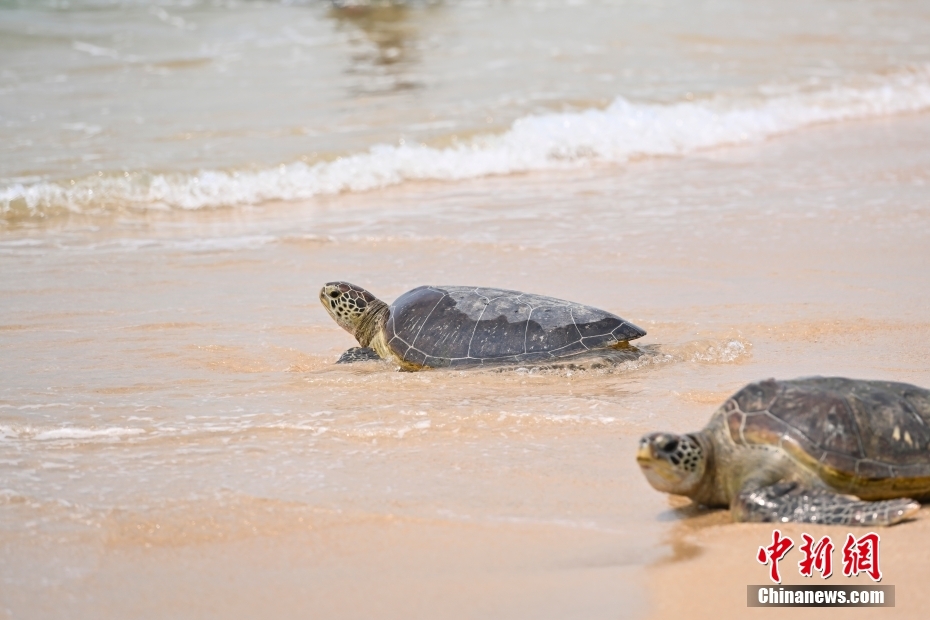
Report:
1,108,928,618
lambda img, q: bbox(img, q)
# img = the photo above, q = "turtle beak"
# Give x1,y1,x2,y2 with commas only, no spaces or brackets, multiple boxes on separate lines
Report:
636,433,684,485
636,436,656,464
636,432,677,464
637,432,706,496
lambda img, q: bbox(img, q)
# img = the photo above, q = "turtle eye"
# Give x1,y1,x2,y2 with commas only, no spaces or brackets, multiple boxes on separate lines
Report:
658,436,679,453
329,291,340,298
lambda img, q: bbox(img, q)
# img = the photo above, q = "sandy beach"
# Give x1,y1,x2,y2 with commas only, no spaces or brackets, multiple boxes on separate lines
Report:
3,109,929,618
3,1,930,617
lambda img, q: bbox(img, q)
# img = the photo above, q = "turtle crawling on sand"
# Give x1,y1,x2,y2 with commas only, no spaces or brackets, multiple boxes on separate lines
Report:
319,281,646,370
637,377,930,526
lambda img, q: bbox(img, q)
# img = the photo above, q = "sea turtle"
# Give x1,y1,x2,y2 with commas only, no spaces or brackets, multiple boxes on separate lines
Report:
637,377,930,526
319,281,646,370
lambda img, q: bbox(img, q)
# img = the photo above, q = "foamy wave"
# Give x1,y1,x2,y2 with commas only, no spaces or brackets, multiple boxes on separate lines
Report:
33,427,146,441
1,424,148,442
5,66,930,216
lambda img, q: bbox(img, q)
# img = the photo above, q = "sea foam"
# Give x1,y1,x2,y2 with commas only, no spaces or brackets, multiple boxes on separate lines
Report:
33,427,146,441
4,66,930,216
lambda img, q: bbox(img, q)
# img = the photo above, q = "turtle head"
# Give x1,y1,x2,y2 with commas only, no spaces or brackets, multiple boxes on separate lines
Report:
319,282,386,346
636,432,709,497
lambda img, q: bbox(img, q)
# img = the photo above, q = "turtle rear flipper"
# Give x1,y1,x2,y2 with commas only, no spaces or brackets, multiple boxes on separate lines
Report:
733,481,920,526
336,347,382,364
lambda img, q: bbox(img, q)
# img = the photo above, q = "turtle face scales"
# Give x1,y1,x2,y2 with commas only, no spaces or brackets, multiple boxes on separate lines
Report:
637,432,707,497
319,282,378,338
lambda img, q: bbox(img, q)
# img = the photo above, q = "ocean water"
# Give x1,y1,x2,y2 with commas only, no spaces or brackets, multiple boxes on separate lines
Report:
3,0,930,216
2,1,930,618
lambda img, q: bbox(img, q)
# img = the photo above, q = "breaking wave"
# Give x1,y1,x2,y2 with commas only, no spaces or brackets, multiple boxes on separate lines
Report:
4,66,930,217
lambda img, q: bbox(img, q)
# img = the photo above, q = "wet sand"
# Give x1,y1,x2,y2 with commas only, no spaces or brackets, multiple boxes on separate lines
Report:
2,112,929,618
649,504,930,620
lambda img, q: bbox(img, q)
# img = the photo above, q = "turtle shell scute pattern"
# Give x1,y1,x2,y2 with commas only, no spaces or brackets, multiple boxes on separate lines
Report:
722,377,930,484
384,286,646,368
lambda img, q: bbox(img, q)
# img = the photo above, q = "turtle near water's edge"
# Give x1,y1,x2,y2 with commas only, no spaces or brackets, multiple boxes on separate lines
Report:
637,377,930,526
319,281,646,371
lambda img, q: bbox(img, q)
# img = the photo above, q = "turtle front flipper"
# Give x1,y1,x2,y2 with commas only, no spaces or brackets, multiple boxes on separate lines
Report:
732,481,920,526
336,347,382,364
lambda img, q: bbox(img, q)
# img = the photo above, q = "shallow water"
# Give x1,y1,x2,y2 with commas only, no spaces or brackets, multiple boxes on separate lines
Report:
2,1,930,618
3,112,930,617
4,0,930,214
